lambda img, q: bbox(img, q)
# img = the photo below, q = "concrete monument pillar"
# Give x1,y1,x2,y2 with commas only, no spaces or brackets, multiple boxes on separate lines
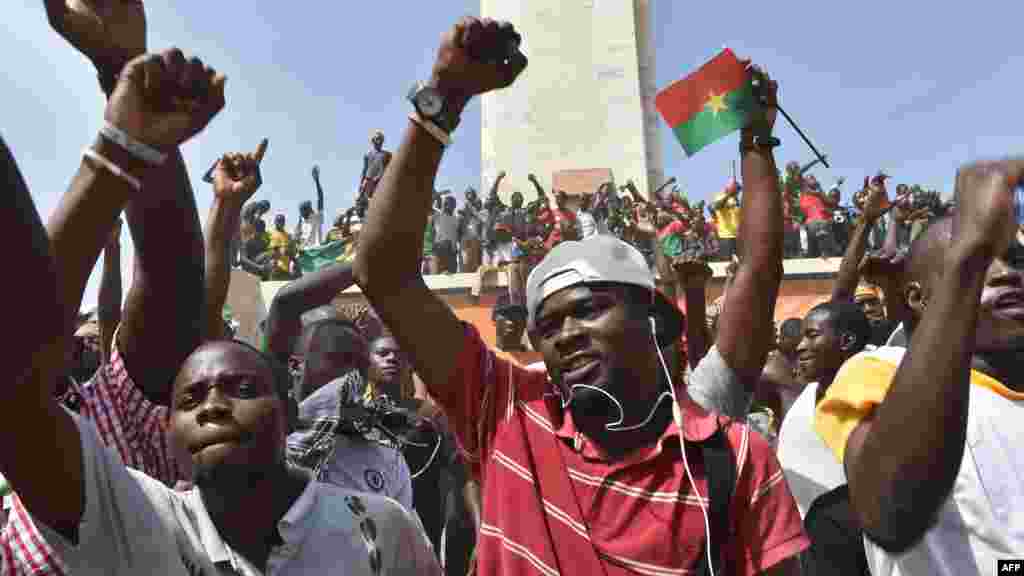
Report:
480,0,664,203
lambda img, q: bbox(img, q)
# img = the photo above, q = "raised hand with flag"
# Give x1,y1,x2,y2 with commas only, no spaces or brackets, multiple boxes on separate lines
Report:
655,49,761,156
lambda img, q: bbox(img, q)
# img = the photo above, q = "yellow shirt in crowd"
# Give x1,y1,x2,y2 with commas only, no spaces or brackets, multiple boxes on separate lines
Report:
714,197,741,239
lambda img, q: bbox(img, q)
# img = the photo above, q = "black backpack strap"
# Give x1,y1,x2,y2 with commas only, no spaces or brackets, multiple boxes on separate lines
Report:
692,424,736,576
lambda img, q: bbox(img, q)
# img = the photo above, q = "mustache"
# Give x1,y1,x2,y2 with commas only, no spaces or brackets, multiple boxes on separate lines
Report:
188,428,255,454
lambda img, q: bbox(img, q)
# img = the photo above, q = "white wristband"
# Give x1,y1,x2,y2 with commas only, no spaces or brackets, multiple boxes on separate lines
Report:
99,123,168,166
409,112,451,147
83,148,142,192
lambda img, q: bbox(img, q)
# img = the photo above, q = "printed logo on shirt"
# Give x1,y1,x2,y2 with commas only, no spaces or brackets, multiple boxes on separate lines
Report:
364,469,385,492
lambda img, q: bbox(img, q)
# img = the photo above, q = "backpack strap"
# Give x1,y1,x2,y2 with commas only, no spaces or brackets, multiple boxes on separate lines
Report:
692,424,736,576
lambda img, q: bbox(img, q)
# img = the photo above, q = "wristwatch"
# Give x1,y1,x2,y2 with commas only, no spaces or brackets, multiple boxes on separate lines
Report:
739,134,780,155
408,82,455,134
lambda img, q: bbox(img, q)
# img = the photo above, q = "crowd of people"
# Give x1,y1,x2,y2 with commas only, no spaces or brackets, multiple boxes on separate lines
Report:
1,4,1021,576
234,140,954,282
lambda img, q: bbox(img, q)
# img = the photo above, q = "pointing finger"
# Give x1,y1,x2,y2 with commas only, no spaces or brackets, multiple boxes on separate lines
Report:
254,138,268,164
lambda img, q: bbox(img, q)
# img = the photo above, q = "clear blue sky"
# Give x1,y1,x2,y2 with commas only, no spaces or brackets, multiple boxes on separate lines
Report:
3,1,1021,309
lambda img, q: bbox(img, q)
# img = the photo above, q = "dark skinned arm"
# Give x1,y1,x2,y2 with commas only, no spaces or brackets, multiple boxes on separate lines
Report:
832,187,886,302
354,17,527,392
203,198,240,341
265,262,357,366
716,72,783,386
678,264,710,368
118,149,206,404
843,248,984,552
0,135,125,536
315,173,324,215
841,161,1024,552
97,223,122,363
204,143,267,341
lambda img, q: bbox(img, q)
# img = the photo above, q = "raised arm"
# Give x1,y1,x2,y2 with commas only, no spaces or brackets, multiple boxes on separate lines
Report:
4,48,224,538
353,17,526,390
676,260,712,368
203,140,267,341
97,219,123,363
489,170,506,200
45,0,215,404
313,166,325,215
832,184,887,302
716,67,783,385
265,262,357,365
841,159,1024,551
526,173,549,207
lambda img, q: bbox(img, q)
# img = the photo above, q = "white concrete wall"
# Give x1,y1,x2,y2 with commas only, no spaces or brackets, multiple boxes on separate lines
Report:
480,0,664,203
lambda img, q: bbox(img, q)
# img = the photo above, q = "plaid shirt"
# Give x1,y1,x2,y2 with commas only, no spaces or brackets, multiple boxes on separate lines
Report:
1,327,188,575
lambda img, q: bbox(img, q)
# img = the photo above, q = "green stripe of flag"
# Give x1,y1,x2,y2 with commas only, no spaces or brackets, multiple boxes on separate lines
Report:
671,82,756,156
296,240,355,274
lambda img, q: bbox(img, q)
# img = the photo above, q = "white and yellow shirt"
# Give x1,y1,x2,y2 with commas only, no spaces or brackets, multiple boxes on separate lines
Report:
815,346,1024,576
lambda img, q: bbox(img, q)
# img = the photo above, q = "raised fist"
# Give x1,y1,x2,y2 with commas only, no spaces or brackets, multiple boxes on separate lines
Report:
742,62,778,134
213,139,268,206
952,159,1024,259
859,250,906,289
430,17,528,118
312,165,320,181
104,48,226,150
527,173,538,182
497,170,507,180
860,183,888,224
44,0,146,75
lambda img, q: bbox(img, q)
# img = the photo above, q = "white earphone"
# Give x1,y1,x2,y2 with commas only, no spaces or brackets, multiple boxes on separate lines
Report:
649,314,716,576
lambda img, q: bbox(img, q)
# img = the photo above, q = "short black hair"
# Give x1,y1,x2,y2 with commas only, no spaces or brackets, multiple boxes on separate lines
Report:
780,318,803,341
806,301,872,353
297,317,365,355
299,200,313,212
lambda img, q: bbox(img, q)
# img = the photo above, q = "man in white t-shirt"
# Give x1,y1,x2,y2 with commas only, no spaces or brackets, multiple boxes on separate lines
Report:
779,300,871,516
816,159,1024,576
25,339,439,575
778,300,872,575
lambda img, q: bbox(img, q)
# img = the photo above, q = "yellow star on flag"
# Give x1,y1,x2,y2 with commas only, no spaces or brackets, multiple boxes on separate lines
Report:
705,92,729,116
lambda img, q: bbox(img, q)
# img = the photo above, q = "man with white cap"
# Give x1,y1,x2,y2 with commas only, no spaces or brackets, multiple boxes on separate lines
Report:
354,16,805,575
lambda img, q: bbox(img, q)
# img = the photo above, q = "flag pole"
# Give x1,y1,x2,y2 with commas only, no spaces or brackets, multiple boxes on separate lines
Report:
776,104,829,169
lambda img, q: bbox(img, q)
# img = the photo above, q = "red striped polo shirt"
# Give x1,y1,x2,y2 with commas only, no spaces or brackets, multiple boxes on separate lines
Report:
440,324,807,576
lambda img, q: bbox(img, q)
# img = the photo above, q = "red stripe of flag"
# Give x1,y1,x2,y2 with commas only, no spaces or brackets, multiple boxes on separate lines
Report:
655,48,749,127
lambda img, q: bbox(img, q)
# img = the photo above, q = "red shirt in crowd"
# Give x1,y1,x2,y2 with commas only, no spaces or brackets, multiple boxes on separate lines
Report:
439,323,808,576
799,192,831,223
538,208,578,251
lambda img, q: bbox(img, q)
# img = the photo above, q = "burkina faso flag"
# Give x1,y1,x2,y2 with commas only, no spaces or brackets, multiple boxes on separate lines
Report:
655,48,758,156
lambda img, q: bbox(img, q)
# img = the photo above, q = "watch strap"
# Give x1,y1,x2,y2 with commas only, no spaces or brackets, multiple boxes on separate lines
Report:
739,134,780,154
409,112,452,147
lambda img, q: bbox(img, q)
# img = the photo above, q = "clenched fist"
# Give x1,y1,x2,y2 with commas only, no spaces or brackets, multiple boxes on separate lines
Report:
104,48,226,151
429,17,527,118
952,159,1024,260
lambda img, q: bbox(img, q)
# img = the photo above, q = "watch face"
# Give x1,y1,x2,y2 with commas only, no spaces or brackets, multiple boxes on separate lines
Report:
416,88,443,117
